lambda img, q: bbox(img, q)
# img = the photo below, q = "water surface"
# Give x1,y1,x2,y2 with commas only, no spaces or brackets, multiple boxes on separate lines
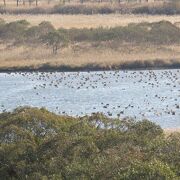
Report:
0,69,180,128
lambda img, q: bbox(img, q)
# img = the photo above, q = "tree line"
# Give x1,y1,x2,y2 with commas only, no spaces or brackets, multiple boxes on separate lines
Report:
2,0,172,7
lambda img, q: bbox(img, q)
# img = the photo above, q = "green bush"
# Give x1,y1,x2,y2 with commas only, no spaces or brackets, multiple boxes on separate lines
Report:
122,160,177,180
0,107,180,179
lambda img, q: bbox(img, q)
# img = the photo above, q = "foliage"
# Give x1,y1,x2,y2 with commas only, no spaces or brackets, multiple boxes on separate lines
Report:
0,19,180,52
25,21,55,43
0,107,180,179
41,30,68,54
52,4,115,15
0,20,29,42
133,2,180,15
0,4,122,15
65,21,180,44
0,2,179,15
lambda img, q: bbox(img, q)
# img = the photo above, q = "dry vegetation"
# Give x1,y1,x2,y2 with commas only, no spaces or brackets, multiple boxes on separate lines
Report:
0,17,180,71
0,14,180,29
164,128,180,135
0,0,165,9
0,43,180,70
0,0,179,16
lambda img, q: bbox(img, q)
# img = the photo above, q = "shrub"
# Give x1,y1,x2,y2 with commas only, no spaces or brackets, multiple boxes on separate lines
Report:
0,107,180,179
25,21,55,43
133,3,180,15
122,160,177,180
52,4,115,15
0,19,180,48
42,30,68,54
64,21,180,44
0,20,30,41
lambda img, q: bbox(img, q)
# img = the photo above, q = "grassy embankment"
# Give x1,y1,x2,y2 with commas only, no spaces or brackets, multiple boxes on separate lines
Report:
0,19,180,71
0,107,180,179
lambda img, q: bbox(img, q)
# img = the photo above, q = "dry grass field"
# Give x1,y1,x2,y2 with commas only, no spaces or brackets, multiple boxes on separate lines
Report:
164,128,180,135
0,7,180,70
0,43,180,70
0,14,180,29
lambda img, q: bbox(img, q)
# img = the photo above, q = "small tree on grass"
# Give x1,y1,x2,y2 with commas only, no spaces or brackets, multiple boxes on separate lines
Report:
42,31,68,54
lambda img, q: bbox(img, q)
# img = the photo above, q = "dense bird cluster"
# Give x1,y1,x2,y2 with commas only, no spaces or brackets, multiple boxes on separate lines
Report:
0,69,180,126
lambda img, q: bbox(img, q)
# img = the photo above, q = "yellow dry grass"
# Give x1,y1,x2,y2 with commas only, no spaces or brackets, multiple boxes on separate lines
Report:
164,128,180,135
0,43,180,69
0,14,180,29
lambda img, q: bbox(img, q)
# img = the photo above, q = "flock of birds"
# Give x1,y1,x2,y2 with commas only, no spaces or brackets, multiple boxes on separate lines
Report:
0,69,180,126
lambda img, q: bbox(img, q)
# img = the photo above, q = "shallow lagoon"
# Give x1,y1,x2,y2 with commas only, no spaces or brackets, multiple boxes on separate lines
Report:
0,69,180,128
